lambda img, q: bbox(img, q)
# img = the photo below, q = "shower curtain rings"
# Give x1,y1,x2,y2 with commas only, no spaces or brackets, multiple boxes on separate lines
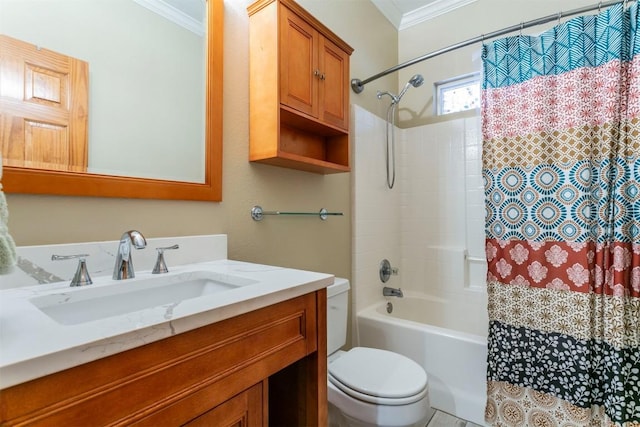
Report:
519,22,524,37
557,11,563,25
598,1,602,12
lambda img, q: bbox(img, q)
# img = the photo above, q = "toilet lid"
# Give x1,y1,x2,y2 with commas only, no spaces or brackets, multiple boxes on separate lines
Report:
328,347,427,405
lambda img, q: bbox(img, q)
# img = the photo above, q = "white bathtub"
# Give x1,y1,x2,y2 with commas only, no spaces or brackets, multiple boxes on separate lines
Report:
357,294,488,426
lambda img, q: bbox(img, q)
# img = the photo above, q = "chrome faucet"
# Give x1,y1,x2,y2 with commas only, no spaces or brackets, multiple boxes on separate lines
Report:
383,286,403,298
113,230,147,280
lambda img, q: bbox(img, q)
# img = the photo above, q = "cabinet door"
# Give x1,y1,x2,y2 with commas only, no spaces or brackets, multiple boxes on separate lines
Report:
184,382,265,427
318,36,349,130
279,5,318,118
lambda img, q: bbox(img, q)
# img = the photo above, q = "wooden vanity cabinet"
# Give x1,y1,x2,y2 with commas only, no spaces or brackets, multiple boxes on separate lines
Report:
248,0,353,174
0,289,328,427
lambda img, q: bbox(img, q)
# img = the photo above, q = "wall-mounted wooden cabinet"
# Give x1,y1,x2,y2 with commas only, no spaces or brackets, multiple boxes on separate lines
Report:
248,0,353,174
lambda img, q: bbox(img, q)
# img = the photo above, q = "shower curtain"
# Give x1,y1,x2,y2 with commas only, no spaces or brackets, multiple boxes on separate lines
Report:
482,2,640,426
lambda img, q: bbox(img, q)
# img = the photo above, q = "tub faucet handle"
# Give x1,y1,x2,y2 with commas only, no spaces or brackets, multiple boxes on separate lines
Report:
379,259,398,283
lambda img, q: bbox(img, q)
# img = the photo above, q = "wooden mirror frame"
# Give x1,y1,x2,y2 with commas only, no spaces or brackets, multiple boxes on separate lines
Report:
2,0,223,202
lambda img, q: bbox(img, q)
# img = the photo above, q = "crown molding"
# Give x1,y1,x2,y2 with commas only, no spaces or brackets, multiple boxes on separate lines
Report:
372,0,478,31
400,0,477,30
132,0,204,36
370,0,404,29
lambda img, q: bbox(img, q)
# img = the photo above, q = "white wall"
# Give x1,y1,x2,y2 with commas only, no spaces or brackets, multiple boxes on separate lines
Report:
351,104,402,318
401,116,486,291
401,115,487,332
352,105,487,340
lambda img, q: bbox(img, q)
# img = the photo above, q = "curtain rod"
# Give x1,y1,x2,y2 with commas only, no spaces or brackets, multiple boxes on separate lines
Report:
351,0,625,94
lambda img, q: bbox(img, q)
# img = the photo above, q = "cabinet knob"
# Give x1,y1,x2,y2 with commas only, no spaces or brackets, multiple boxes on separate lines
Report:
320,73,326,81
313,69,321,78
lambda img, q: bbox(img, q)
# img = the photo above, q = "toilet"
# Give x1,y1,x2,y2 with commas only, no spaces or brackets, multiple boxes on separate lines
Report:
327,278,432,427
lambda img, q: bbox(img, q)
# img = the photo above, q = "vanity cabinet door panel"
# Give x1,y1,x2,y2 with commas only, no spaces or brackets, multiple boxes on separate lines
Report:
184,382,265,427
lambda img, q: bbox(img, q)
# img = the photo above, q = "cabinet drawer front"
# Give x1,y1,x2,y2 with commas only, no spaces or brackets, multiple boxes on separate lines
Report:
1,293,318,426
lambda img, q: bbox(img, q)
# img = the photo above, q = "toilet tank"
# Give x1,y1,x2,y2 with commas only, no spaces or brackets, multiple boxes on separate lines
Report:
327,278,350,355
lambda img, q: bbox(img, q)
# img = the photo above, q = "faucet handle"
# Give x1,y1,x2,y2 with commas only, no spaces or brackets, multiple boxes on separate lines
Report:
52,254,93,287
380,259,399,283
152,244,179,274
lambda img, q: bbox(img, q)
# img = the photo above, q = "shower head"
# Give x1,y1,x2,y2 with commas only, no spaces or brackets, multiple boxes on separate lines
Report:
408,74,425,87
376,74,424,106
397,74,424,101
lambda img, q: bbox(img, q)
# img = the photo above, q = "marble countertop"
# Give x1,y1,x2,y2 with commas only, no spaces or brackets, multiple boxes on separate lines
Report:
0,259,333,389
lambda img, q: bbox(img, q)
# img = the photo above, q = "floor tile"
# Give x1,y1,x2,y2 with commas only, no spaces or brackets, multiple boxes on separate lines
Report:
426,410,481,427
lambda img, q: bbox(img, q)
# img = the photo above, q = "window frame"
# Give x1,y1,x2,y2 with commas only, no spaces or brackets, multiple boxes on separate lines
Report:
434,72,481,116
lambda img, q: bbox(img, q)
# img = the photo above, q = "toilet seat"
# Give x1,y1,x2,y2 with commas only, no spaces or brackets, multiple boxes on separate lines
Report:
328,347,428,406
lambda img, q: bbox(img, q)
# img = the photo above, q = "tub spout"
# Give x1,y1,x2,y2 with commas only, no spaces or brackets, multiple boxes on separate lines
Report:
383,286,403,297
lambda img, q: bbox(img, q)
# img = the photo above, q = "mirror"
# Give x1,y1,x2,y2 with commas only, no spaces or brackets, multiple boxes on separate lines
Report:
0,0,222,201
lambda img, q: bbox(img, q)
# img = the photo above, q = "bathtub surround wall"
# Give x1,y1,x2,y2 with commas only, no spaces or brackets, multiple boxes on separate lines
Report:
402,115,487,296
351,105,402,316
352,105,487,324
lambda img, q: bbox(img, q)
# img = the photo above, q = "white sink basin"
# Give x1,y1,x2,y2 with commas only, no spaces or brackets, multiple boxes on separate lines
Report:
29,271,258,325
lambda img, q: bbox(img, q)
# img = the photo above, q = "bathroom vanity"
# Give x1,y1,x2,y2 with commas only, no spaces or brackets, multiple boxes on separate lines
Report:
0,235,332,426
1,289,327,426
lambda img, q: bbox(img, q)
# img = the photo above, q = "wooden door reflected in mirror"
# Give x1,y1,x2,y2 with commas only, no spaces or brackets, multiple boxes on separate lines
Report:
1,35,89,173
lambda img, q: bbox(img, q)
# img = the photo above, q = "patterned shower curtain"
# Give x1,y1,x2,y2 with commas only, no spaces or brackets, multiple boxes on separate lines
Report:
481,2,640,426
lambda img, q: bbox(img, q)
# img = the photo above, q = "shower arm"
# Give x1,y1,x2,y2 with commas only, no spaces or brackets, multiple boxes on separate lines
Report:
351,0,624,94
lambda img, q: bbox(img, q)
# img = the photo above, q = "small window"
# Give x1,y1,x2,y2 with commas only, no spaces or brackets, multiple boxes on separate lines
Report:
435,73,480,115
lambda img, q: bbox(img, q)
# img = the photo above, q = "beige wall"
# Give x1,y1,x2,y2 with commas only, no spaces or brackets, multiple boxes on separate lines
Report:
5,0,397,281
396,0,599,127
